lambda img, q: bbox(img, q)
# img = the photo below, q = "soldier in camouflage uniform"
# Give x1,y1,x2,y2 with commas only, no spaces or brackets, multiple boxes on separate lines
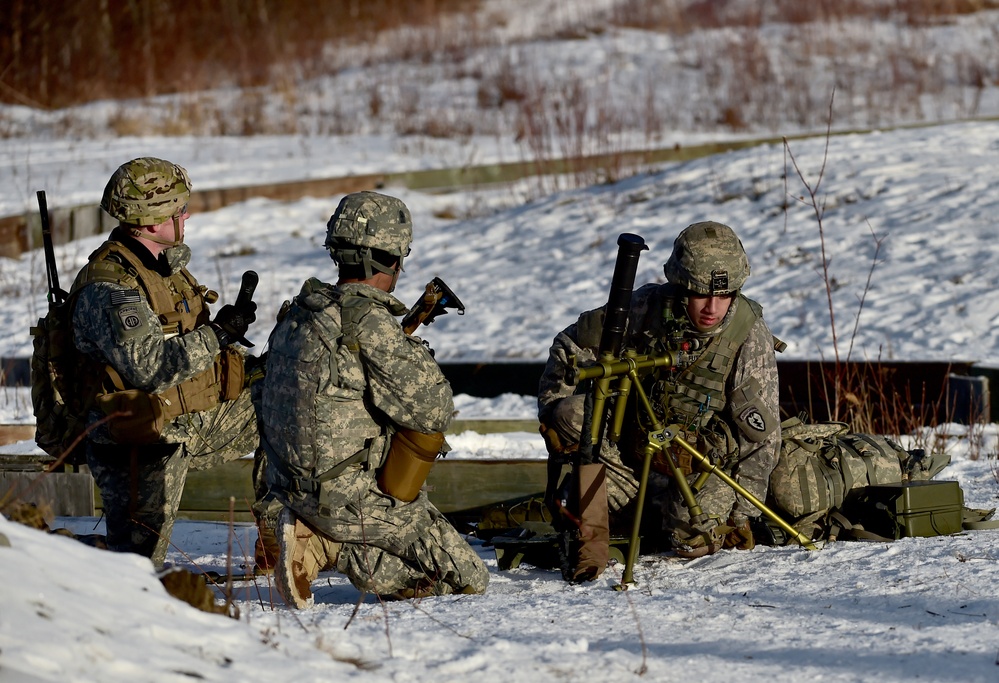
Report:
71,157,262,569
539,222,782,559
258,191,488,607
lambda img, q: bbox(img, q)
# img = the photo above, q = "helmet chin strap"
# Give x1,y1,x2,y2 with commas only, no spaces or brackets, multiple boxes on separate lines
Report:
127,215,183,246
387,266,401,293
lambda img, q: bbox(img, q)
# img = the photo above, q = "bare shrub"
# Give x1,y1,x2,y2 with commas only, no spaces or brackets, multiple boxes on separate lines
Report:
901,0,999,25
0,0,480,109
781,96,974,442
396,110,475,140
476,51,527,110
4,0,999,164
107,107,148,138
610,0,903,32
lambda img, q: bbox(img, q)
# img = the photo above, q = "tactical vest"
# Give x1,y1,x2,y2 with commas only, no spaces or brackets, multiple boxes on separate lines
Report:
624,291,767,475
73,240,225,434
260,280,386,506
655,294,763,431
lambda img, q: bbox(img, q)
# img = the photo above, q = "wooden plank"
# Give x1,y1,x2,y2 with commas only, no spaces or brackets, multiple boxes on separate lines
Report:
0,425,36,446
448,419,538,434
0,214,27,258
1,471,94,516
0,447,548,521
90,460,257,523
0,133,842,258
172,510,257,523
189,175,387,213
425,459,547,514
170,456,547,518
0,454,52,472
178,458,257,514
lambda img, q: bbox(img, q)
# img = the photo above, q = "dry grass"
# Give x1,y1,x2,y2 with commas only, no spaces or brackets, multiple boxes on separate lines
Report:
782,99,985,448
0,0,999,152
2,1,998,199
611,0,999,31
0,0,479,110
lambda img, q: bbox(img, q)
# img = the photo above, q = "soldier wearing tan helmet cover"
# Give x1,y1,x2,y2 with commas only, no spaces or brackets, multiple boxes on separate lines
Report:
71,157,264,569
538,221,781,560
257,191,488,607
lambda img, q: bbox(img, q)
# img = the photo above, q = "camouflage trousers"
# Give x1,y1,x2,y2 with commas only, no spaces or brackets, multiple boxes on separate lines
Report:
334,511,489,596
87,387,261,568
286,483,489,596
546,395,738,543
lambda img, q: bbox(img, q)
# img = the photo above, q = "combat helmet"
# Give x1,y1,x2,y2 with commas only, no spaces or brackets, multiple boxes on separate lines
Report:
101,157,191,227
325,191,413,281
664,221,750,296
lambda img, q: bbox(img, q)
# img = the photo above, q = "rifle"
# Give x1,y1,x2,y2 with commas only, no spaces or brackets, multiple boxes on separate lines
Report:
566,233,818,589
37,190,67,305
401,277,465,335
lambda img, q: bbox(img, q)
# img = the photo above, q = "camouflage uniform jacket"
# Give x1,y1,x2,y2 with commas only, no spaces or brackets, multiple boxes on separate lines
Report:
538,283,780,520
71,229,224,443
261,279,454,544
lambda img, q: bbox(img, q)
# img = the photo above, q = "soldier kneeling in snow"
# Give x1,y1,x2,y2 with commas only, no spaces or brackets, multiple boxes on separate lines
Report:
539,222,783,569
257,192,488,607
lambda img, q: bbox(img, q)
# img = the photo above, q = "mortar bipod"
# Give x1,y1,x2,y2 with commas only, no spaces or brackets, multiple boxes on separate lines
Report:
603,358,820,589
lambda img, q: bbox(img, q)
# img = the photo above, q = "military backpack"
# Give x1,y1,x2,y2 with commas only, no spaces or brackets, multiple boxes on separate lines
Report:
763,416,959,542
771,418,906,518
30,294,100,464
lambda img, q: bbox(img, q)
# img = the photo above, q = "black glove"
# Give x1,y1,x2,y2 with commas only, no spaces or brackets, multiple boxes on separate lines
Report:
210,301,257,347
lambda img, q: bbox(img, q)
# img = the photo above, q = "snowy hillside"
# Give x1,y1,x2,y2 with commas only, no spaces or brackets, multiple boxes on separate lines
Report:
3,2,999,682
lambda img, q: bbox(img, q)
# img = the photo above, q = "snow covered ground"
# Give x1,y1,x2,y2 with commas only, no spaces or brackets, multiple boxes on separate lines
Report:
2,437,998,683
4,2,999,681
6,121,999,678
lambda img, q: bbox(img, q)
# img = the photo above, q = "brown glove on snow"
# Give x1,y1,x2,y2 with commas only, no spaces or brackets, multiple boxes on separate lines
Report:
722,516,755,550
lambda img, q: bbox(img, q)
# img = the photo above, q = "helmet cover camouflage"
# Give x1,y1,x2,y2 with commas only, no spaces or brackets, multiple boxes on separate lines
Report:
325,191,413,258
664,221,750,295
101,157,192,227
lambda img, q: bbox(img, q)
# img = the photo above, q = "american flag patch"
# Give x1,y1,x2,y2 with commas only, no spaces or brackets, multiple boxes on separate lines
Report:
110,289,141,306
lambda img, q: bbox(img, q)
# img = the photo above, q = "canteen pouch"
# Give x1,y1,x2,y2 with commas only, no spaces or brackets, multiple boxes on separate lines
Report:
377,428,445,502
217,346,246,401
95,389,167,445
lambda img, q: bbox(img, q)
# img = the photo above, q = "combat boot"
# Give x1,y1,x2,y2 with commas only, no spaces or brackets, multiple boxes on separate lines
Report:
275,508,341,609
253,516,279,574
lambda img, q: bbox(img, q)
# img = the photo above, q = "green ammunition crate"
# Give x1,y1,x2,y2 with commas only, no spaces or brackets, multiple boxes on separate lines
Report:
846,480,964,539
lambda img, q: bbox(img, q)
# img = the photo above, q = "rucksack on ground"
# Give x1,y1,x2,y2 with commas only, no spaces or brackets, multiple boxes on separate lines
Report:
768,416,951,520
762,416,963,543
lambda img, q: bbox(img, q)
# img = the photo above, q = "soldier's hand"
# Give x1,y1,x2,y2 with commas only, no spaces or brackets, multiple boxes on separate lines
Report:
722,515,755,550
599,447,639,512
672,523,724,558
210,302,257,347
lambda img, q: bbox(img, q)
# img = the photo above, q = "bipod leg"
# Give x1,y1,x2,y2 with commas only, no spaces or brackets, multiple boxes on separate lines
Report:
616,371,709,589
671,433,818,551
617,441,655,589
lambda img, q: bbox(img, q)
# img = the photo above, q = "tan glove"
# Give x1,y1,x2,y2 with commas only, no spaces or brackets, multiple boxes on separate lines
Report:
598,446,640,513
671,522,724,559
722,516,755,550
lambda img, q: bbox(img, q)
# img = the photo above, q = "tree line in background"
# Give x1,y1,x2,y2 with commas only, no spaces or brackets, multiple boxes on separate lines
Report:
0,0,473,109
6,0,997,111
